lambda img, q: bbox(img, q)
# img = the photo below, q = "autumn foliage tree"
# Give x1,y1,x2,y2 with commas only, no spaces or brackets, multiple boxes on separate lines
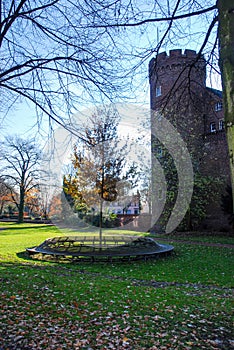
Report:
63,106,138,242
48,194,63,219
24,187,42,217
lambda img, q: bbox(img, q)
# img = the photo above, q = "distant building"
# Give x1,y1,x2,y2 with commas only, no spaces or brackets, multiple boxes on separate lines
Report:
149,49,230,231
109,192,141,215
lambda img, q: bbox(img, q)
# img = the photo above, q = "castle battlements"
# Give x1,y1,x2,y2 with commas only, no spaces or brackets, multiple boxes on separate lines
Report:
149,49,206,81
158,49,197,59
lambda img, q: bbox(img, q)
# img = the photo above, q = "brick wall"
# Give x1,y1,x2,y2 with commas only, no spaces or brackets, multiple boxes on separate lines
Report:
149,49,231,231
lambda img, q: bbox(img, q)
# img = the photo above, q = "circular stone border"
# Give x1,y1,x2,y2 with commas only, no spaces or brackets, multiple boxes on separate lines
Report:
26,236,174,262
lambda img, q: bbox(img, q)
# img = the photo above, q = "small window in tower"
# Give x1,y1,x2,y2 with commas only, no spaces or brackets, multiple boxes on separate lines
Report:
219,119,224,130
210,122,216,133
215,102,223,111
156,86,162,97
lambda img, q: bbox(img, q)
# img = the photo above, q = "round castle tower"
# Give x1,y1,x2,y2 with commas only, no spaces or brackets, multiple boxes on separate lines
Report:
149,49,231,231
149,49,207,160
149,49,206,111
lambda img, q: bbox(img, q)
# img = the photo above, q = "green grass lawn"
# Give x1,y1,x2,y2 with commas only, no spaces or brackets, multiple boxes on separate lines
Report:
0,223,233,349
153,230,234,245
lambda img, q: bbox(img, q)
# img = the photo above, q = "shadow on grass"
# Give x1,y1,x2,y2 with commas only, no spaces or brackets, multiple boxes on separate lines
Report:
16,251,35,261
16,251,60,266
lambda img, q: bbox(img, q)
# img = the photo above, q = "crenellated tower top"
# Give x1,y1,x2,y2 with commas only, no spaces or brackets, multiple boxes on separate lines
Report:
149,49,207,110
149,49,206,86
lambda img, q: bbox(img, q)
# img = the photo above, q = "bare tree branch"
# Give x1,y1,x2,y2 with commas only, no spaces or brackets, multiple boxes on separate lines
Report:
0,0,220,138
90,5,217,28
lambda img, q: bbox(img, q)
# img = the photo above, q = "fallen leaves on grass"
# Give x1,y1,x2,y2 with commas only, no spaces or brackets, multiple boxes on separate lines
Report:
0,289,233,350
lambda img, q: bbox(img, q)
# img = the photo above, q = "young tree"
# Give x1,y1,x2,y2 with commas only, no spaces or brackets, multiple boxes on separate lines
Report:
0,136,42,223
63,105,138,243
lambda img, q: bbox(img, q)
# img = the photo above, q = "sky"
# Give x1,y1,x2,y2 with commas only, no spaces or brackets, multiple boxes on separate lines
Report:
0,90,151,141
0,67,221,143
0,1,220,143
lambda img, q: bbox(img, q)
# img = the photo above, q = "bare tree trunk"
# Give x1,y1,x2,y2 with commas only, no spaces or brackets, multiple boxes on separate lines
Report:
18,186,25,223
218,0,234,213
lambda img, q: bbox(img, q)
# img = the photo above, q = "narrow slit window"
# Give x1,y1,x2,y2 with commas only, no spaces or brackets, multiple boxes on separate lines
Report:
219,120,224,130
156,86,162,97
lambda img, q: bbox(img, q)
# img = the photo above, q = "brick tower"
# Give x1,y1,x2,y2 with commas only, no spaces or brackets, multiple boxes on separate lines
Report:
149,49,230,231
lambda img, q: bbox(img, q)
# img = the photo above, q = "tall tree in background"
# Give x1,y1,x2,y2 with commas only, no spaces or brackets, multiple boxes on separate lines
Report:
0,136,42,223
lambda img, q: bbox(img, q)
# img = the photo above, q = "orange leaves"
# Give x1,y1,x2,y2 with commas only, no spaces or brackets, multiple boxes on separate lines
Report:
73,300,79,308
